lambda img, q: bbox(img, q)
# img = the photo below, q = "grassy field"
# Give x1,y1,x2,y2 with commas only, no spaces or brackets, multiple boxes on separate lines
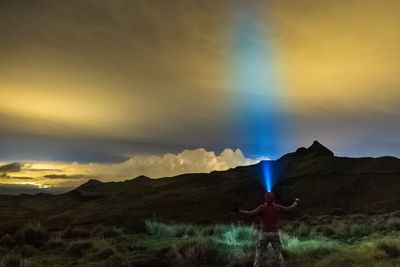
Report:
0,212,400,267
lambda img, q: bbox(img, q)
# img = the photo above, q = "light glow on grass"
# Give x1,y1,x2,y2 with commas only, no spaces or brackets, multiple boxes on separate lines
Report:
214,223,257,247
135,219,400,266
282,233,342,256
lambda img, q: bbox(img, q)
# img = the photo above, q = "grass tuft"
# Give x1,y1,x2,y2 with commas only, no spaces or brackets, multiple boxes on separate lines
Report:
16,222,49,248
376,239,400,258
213,223,256,247
66,240,93,258
19,245,36,258
168,239,230,267
62,227,91,239
145,220,177,238
0,234,16,248
282,233,341,257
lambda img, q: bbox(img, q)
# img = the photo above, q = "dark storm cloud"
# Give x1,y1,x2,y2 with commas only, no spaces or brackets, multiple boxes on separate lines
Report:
0,129,182,163
44,174,89,179
0,162,22,172
0,175,34,180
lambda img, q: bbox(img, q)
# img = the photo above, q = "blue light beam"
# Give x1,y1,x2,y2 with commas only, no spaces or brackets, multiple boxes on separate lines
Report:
261,160,273,192
230,5,284,192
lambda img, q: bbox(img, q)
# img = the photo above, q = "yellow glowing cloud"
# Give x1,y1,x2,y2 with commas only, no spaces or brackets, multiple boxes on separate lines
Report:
266,0,400,113
0,0,399,163
0,1,230,140
0,70,149,138
1,148,261,189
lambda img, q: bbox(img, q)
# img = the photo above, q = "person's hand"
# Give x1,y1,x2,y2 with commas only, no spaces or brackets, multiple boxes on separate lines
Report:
233,207,240,213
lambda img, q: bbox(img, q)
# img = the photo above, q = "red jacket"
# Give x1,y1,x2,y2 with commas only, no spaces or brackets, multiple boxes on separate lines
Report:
246,202,296,232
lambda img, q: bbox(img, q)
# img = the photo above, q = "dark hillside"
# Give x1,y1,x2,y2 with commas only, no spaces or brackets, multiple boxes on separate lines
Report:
0,141,399,228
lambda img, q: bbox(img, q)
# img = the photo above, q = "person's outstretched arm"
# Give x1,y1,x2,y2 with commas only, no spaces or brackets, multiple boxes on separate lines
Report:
278,198,300,212
238,205,262,216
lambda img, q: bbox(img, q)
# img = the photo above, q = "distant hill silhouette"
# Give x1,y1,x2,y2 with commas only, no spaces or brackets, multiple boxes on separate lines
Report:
0,141,399,228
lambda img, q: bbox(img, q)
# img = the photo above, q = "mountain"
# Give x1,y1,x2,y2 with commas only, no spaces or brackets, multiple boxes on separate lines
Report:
0,141,399,228
0,185,70,195
271,141,400,214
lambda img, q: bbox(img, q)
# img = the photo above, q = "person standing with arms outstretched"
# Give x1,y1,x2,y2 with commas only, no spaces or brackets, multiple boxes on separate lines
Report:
238,192,299,267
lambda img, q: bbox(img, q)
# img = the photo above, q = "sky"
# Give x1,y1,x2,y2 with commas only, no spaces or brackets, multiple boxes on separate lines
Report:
0,0,399,191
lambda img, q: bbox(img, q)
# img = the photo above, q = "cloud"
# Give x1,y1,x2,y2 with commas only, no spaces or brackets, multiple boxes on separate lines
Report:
0,162,21,172
1,176,34,180
43,174,88,179
1,0,399,161
0,148,261,189
65,148,260,182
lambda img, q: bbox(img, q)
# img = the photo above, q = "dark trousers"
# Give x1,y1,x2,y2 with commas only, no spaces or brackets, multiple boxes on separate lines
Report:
253,232,285,267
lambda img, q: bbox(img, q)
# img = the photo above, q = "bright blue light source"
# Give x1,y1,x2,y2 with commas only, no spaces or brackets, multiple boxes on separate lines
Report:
261,160,273,192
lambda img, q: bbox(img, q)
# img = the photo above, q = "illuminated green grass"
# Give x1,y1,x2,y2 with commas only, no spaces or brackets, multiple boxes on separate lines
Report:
140,218,400,266
1,216,400,266
212,223,257,247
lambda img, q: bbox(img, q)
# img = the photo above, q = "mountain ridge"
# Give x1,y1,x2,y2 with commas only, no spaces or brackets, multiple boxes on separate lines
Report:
0,141,399,228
